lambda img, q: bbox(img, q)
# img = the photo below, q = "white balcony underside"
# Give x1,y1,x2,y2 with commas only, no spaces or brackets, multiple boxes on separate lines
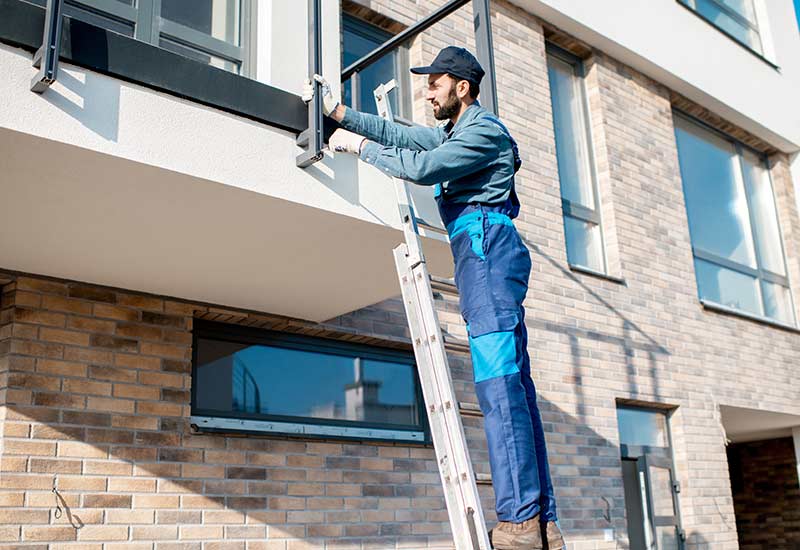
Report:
0,128,453,322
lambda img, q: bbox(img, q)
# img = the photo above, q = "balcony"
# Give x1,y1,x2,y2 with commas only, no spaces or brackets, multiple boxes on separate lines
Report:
0,0,470,322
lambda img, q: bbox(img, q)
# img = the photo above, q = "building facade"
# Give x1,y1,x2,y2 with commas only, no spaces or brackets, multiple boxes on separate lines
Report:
1,0,799,549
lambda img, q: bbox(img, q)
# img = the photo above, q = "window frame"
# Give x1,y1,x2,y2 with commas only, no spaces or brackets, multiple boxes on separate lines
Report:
545,42,609,276
676,0,778,68
341,13,411,120
617,404,685,550
28,0,254,75
190,319,430,444
673,110,796,327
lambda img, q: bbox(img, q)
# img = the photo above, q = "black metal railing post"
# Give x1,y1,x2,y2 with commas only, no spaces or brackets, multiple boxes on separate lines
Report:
472,0,497,115
30,0,64,93
296,0,325,168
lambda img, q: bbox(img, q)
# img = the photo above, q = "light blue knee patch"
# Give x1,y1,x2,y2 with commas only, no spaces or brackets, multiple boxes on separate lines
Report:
468,326,519,383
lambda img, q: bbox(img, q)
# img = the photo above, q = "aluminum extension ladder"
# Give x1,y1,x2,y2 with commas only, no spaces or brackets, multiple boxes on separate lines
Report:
373,80,492,550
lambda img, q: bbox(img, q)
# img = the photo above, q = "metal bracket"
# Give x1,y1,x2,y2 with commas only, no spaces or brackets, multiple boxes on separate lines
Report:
296,0,325,168
31,0,64,93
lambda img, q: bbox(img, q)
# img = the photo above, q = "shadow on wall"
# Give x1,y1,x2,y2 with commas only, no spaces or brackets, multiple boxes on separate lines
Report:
519,236,671,411
2,394,632,548
39,21,120,142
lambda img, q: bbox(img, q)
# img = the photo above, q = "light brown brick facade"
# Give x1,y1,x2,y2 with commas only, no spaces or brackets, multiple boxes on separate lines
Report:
1,0,799,549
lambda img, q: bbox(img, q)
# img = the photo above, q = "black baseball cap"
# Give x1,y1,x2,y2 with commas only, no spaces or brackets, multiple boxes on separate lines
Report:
410,46,485,86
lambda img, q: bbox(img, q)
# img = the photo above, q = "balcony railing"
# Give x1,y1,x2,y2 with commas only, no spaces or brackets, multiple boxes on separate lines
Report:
297,0,499,167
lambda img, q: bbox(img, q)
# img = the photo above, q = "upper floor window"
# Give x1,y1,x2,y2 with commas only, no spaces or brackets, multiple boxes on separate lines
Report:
546,44,607,275
341,14,410,118
678,0,763,55
191,320,427,443
29,0,252,75
673,113,796,326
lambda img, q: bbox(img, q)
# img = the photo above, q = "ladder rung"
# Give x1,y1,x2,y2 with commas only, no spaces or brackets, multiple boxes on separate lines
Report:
458,402,483,418
416,218,449,236
430,275,459,295
475,472,492,485
443,336,470,354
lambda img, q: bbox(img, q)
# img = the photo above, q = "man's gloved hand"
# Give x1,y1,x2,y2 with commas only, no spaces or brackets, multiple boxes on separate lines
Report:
329,129,366,155
301,74,339,117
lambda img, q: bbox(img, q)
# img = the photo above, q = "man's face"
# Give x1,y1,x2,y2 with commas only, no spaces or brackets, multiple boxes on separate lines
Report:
426,73,461,121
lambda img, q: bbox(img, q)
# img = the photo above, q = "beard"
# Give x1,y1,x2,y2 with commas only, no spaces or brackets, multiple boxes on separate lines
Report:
433,86,460,120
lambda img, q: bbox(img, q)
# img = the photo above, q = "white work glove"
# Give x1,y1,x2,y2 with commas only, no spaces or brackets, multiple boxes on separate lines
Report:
301,74,339,117
329,129,366,155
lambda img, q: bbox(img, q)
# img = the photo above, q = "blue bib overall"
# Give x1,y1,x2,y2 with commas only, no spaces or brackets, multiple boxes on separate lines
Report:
437,152,557,524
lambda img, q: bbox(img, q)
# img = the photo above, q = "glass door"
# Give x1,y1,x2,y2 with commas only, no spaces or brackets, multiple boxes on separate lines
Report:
637,454,683,550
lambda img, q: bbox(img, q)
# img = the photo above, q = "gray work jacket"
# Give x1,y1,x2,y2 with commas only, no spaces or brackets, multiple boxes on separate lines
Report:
340,102,518,205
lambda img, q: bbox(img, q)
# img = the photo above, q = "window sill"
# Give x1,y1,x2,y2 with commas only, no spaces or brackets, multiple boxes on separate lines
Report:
1,0,306,133
675,0,780,72
699,299,799,334
190,415,428,444
569,263,627,286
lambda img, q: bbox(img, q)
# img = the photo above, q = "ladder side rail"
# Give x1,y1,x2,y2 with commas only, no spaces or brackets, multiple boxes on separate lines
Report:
394,246,482,550
408,261,491,549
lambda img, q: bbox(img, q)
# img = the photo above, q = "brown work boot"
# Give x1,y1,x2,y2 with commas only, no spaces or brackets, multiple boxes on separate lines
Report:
541,521,565,550
489,517,543,550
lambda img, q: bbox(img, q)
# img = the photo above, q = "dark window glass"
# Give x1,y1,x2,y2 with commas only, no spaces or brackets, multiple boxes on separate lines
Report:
342,16,401,116
161,0,241,46
159,37,239,74
28,0,135,36
28,0,247,75
194,333,422,432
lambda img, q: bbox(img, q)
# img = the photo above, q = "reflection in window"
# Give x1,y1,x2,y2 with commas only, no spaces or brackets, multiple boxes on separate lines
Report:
193,331,423,436
617,407,669,448
546,44,606,274
679,0,763,54
161,0,241,45
674,114,795,325
27,0,249,75
342,15,408,117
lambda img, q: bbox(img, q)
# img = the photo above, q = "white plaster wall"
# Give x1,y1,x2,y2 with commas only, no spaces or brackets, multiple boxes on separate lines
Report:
0,43,443,237
260,0,341,99
512,0,800,152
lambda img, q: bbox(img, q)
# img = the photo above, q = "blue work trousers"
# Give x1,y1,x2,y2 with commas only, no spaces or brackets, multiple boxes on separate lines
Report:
439,200,558,524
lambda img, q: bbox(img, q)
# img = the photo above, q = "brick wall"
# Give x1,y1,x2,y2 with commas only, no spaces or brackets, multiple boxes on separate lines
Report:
0,277,468,550
727,438,800,550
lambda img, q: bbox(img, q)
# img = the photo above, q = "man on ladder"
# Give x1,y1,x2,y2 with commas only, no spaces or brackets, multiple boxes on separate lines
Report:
303,46,564,550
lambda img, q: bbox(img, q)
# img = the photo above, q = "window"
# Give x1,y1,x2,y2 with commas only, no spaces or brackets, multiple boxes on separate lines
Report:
617,405,684,550
341,14,410,118
546,44,607,274
191,320,427,443
678,0,763,55
673,113,796,326
28,0,253,75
